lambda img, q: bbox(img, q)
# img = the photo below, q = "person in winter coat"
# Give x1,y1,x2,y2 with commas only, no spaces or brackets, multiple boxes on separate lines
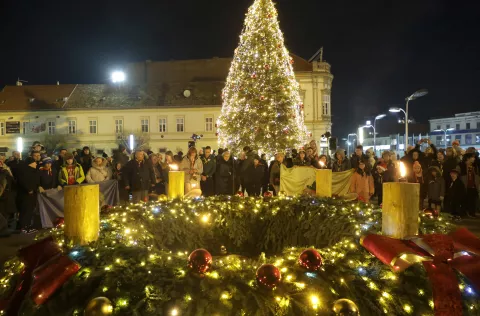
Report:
269,152,285,195
16,157,41,233
408,161,428,209
200,146,216,197
331,149,351,172
350,160,375,203
181,147,204,194
114,145,130,168
148,153,164,195
39,157,61,191
76,146,93,178
373,151,396,206
422,140,438,170
459,153,480,217
260,153,270,194
0,161,16,235
59,153,85,186
244,155,265,196
350,145,368,170
444,167,466,220
123,150,156,203
113,162,129,204
54,149,67,171
6,151,22,180
161,151,176,195
86,157,112,183
293,150,311,167
215,151,234,195
427,166,445,212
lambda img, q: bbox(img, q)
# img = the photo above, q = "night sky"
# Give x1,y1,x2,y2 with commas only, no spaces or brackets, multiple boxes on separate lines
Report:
1,0,479,138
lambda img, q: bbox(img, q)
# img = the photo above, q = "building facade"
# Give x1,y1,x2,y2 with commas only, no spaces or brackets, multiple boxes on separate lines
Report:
429,111,480,149
0,54,333,156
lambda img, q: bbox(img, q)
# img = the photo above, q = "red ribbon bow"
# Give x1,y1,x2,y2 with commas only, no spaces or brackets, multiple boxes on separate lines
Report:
361,227,480,316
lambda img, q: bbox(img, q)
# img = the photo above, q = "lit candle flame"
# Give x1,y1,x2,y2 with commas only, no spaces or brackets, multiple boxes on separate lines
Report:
169,164,179,171
319,161,325,167
400,162,406,178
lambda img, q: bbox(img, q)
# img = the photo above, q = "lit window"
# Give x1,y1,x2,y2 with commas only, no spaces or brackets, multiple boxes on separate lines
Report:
141,118,149,133
159,118,167,133
322,95,330,115
115,119,123,134
476,134,480,144
47,121,56,135
205,117,213,132
89,120,97,134
68,120,76,134
176,117,184,132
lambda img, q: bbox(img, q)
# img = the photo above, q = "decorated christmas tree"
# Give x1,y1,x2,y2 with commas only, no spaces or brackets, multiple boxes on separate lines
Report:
217,0,308,155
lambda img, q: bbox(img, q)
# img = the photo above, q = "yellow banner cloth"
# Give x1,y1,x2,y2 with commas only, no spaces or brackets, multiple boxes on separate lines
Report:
280,165,354,196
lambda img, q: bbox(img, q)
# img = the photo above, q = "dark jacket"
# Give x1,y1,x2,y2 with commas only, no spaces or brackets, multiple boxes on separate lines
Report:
350,154,368,170
77,153,93,176
240,151,256,174
244,163,265,186
114,151,130,168
200,154,216,178
39,167,58,190
6,158,22,180
269,160,282,187
0,169,16,214
215,158,234,195
331,159,351,173
444,178,466,213
293,158,311,167
427,175,445,201
17,162,40,194
123,159,156,191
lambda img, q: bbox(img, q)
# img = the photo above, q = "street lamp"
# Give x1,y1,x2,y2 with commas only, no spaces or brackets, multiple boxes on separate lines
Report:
347,133,357,156
399,89,428,148
129,134,135,151
373,114,386,154
111,71,126,83
434,128,454,149
16,137,23,159
361,124,375,152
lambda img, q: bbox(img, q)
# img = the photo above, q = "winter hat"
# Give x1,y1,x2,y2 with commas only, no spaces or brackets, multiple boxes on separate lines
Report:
377,162,387,172
83,146,90,151
41,157,53,165
450,166,461,175
64,153,74,161
452,140,460,146
428,166,442,176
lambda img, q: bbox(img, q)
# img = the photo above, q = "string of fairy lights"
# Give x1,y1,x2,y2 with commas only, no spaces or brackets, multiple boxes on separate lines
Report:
1,195,477,315
217,0,308,154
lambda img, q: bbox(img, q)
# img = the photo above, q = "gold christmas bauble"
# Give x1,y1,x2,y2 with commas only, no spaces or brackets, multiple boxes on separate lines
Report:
332,298,359,315
158,194,168,202
84,297,113,316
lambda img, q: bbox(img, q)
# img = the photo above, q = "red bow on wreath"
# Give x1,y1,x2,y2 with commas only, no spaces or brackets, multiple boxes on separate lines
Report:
361,227,480,316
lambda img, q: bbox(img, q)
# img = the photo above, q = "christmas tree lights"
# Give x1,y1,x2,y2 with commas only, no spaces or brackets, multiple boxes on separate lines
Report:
217,0,308,154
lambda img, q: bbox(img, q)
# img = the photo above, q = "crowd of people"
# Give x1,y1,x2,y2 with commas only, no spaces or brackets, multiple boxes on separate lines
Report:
0,139,479,237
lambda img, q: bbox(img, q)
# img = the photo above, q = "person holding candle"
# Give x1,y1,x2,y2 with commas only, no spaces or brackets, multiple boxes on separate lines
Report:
349,160,374,203
181,147,203,194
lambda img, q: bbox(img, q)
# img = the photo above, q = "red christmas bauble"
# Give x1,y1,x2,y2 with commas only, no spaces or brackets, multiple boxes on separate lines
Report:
260,96,265,101
54,217,64,228
187,249,212,275
263,191,273,197
251,73,257,79
236,191,244,197
423,208,439,218
256,264,281,290
298,248,323,271
264,64,270,70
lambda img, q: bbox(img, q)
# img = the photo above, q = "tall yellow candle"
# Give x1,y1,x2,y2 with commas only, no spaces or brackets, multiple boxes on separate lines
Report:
168,166,185,199
64,184,99,245
382,163,420,239
316,168,332,198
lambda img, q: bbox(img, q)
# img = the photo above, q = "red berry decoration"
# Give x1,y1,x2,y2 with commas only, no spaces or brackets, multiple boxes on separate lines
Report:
260,96,265,101
54,217,64,228
251,73,257,79
263,191,273,197
187,249,212,275
423,208,439,218
256,264,281,290
236,191,244,197
298,248,323,271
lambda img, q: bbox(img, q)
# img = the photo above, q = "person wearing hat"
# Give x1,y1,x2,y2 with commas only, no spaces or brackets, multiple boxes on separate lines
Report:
427,166,445,212
86,157,112,184
77,146,93,178
293,150,311,167
59,153,85,186
39,157,61,191
243,154,265,196
331,149,351,172
444,167,466,220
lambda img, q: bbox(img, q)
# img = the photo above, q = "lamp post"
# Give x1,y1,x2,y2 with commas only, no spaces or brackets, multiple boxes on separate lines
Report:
373,114,386,154
434,128,454,149
361,124,375,152
347,133,357,157
389,89,428,149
